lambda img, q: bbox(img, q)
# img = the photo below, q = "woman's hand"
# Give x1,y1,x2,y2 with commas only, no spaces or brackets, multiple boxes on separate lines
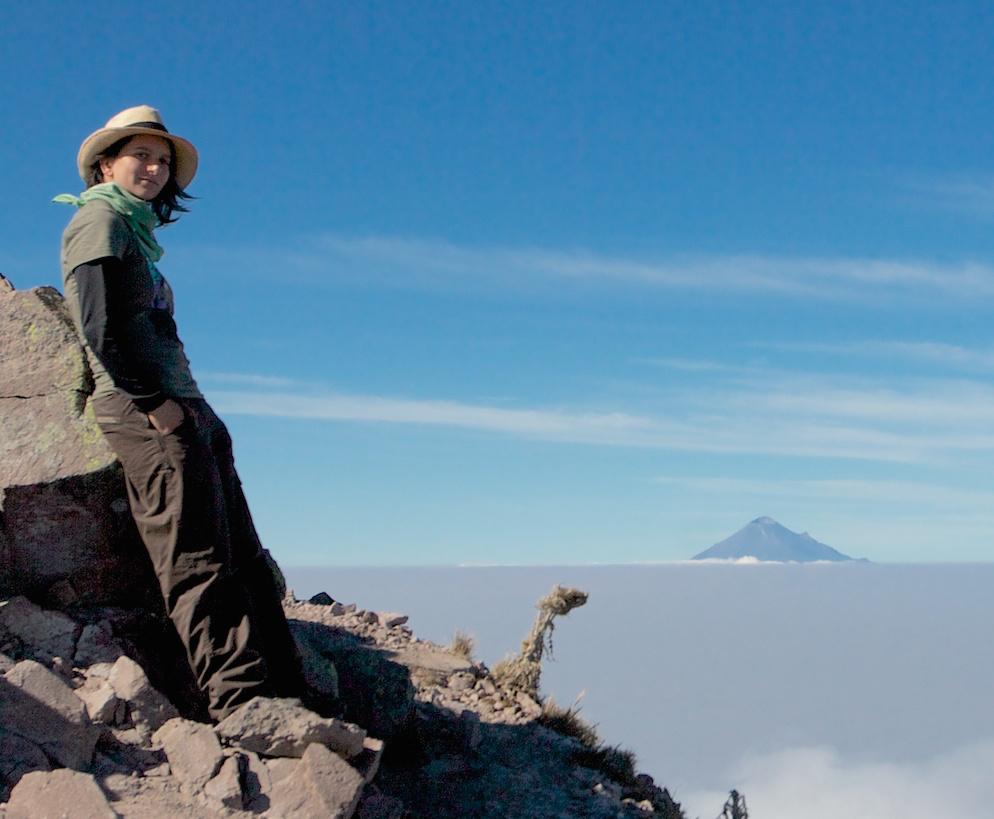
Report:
148,399,186,435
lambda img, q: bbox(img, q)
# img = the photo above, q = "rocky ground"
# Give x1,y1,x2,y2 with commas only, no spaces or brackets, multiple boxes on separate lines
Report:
0,586,688,819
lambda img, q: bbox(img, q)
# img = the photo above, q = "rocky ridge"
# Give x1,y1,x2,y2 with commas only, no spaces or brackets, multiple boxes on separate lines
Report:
0,590,685,819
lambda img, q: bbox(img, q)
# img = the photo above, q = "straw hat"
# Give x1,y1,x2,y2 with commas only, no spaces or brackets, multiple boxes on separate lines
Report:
77,105,198,190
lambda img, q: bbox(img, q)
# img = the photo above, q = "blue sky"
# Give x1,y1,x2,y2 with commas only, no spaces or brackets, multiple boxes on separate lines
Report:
6,1,994,564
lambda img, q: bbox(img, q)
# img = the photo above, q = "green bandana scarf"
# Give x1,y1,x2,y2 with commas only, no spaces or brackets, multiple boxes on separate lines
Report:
54,182,164,264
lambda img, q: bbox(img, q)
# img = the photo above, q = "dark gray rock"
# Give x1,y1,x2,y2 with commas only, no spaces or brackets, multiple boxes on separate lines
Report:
0,728,51,799
355,787,406,819
354,736,385,784
0,281,159,608
294,627,341,701
0,597,79,665
74,622,124,667
1,659,99,770
290,619,415,741
0,283,109,483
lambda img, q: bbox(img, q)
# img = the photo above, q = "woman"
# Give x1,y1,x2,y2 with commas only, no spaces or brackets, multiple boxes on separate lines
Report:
57,106,305,721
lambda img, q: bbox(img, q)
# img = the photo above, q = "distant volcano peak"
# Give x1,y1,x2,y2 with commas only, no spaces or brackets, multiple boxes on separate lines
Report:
693,517,860,563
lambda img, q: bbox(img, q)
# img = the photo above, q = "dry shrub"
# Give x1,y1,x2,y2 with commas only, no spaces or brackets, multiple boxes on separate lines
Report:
491,584,588,699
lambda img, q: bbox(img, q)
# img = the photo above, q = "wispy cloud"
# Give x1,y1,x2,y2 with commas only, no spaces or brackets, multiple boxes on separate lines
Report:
754,340,994,372
716,375,994,426
635,357,731,372
207,369,994,464
193,235,994,302
321,235,994,299
653,477,994,508
897,171,994,219
198,372,302,389
208,390,660,444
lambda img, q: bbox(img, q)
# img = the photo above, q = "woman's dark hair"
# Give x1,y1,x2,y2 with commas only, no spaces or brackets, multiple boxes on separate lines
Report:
85,135,194,226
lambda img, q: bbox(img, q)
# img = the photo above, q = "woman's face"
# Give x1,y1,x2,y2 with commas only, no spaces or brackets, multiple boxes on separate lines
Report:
99,134,172,201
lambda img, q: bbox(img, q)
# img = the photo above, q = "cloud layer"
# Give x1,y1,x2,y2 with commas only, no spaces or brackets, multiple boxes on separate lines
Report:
683,741,994,819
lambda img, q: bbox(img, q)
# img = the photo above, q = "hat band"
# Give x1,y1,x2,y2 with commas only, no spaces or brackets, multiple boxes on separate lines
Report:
126,120,169,133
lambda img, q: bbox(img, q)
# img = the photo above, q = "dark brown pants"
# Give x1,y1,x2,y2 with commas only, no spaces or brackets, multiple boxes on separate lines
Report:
92,391,303,720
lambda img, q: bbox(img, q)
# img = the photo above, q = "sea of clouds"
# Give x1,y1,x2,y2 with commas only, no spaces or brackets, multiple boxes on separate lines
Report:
683,739,994,819
284,562,994,819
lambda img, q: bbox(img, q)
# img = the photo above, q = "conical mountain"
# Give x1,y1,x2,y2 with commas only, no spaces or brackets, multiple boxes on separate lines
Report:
692,516,856,562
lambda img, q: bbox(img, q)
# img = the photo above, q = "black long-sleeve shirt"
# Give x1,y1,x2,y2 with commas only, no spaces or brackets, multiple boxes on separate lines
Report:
72,256,168,412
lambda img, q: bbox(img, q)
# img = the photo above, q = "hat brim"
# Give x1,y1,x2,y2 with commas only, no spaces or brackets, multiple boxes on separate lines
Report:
78,126,199,191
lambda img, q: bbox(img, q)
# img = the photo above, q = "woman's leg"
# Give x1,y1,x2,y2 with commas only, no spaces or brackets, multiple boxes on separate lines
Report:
187,399,306,699
92,392,297,719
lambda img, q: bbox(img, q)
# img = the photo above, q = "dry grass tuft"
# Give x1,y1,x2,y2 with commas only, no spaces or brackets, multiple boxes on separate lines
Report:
449,630,476,660
537,696,600,748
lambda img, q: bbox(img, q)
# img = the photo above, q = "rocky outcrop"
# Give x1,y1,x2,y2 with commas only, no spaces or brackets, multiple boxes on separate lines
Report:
0,590,685,819
0,593,380,817
0,276,111,483
0,275,156,608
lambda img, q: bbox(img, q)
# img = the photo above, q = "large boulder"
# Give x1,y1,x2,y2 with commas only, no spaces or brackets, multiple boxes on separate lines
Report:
1,659,100,771
0,275,157,607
